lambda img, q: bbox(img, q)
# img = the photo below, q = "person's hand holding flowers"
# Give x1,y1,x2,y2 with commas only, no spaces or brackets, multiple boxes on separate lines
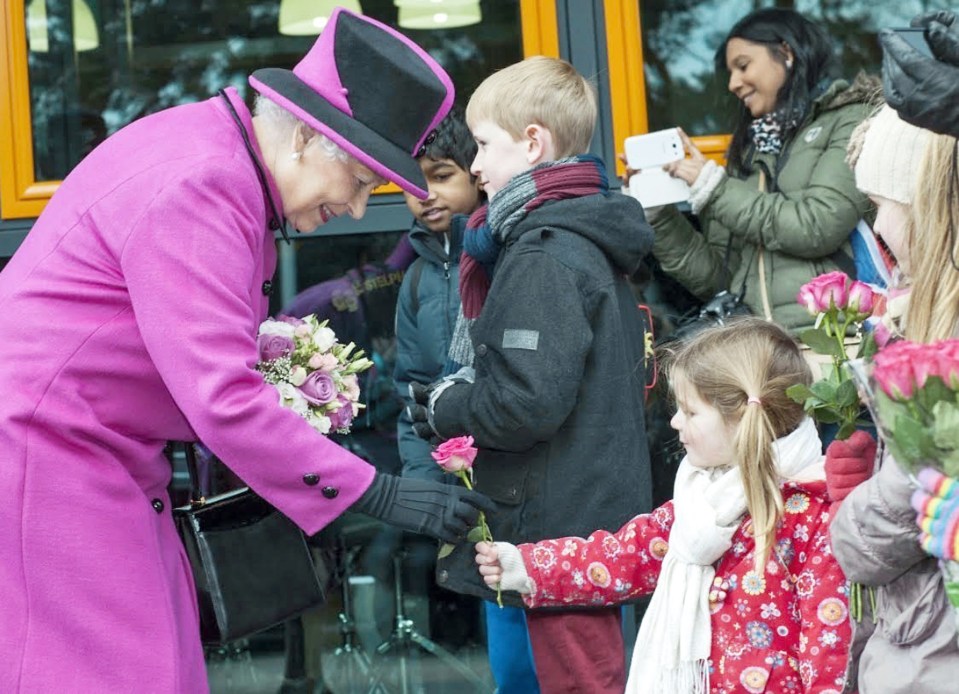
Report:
787,272,878,440
431,435,502,606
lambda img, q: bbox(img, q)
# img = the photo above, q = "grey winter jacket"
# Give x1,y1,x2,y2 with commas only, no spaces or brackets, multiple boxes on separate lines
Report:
652,75,877,332
394,219,463,482
431,192,655,606
830,451,959,693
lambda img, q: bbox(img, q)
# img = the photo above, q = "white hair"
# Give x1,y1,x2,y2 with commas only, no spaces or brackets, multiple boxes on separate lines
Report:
253,94,350,163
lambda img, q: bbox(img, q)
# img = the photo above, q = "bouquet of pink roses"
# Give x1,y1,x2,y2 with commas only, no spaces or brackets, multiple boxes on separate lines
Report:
850,338,959,637
256,314,373,435
787,271,878,440
431,436,501,607
866,339,959,477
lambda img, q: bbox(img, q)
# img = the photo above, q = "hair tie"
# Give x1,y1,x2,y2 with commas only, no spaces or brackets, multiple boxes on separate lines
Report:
747,396,762,406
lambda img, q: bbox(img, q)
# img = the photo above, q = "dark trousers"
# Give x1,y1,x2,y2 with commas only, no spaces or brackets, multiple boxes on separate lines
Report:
526,607,625,693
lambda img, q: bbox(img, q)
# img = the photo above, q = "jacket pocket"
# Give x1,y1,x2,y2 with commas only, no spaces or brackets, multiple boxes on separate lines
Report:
475,449,532,506
876,560,951,645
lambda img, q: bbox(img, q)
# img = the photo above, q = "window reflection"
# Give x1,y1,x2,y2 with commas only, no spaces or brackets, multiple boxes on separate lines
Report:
283,231,412,474
639,0,928,135
24,0,522,182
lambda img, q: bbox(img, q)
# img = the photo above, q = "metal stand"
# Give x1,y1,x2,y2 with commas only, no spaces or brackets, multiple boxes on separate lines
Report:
365,550,489,694
323,545,389,694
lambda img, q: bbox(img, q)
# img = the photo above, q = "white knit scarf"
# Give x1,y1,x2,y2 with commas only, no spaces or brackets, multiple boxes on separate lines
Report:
626,418,824,694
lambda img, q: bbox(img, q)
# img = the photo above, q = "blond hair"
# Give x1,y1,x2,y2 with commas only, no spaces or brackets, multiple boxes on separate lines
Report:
465,56,596,158
904,134,959,343
664,318,811,572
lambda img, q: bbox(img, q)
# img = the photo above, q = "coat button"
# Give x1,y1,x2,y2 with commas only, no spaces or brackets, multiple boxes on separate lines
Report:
303,473,320,486
476,344,488,357
322,486,339,499
151,498,164,513
438,570,449,583
508,487,518,499
262,280,273,296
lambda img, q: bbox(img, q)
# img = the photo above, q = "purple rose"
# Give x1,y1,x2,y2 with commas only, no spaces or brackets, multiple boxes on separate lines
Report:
257,333,294,361
298,371,337,406
328,395,355,431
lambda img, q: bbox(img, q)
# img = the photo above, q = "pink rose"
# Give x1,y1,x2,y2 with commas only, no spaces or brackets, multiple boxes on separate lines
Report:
431,435,478,472
328,395,355,431
797,284,820,315
257,333,294,361
936,340,959,389
873,341,922,400
846,281,876,317
798,272,851,314
308,352,339,371
298,370,337,406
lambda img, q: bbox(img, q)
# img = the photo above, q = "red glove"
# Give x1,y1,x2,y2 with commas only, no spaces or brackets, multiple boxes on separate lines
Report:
824,430,877,502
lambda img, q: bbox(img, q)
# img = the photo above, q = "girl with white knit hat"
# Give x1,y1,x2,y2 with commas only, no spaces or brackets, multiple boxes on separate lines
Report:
826,104,959,693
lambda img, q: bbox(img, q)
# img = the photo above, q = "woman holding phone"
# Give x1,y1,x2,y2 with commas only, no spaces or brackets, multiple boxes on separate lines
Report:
647,8,876,332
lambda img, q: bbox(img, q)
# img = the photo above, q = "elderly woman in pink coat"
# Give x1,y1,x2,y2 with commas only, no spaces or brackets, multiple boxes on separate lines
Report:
0,8,492,692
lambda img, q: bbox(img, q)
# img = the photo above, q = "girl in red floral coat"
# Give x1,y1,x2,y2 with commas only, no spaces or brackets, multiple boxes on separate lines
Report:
476,318,851,693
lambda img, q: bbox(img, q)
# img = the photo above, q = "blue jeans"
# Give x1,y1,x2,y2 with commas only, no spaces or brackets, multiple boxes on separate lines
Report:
484,601,539,694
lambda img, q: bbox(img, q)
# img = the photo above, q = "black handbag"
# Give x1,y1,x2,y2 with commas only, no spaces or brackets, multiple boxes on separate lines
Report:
174,444,325,645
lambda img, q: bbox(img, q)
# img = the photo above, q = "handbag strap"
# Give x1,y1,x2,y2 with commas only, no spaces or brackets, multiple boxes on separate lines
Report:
218,89,289,243
755,170,775,321
182,443,206,505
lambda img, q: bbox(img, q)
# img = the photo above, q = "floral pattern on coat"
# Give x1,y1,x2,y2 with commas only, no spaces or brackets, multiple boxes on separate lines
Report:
518,481,849,693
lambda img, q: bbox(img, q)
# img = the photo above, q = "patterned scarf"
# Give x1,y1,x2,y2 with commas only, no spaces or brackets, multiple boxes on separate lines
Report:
749,110,801,155
446,155,609,373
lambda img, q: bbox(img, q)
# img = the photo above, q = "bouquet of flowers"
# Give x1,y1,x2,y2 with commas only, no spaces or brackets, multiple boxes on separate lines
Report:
255,314,373,435
786,271,878,440
849,338,959,637
431,435,501,607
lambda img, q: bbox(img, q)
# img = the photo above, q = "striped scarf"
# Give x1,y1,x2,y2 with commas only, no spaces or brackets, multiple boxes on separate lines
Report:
446,155,608,373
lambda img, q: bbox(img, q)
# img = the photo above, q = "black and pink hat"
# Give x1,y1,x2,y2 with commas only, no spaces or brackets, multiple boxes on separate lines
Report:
250,7,454,199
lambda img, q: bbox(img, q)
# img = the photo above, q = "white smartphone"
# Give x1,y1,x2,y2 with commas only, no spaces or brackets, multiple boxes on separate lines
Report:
624,128,684,170
628,169,690,208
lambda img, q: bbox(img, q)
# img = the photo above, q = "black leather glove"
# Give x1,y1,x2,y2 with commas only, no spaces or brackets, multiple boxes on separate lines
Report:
880,11,959,137
351,473,497,543
407,381,439,442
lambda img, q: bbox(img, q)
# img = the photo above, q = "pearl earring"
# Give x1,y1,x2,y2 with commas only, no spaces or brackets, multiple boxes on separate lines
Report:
785,60,793,69
291,152,301,161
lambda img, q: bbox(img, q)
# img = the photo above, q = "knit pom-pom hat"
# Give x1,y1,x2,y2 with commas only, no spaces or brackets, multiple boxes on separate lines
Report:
852,105,930,204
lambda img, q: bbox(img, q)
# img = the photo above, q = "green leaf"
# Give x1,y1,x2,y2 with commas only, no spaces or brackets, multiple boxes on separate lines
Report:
933,401,959,444
466,526,486,543
437,543,455,559
799,328,842,357
810,380,838,402
891,414,926,468
835,421,857,441
786,383,814,404
812,407,841,424
836,379,860,409
858,329,878,359
918,377,956,414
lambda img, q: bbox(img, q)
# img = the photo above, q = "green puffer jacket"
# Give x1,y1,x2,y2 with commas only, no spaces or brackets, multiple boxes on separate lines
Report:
652,74,879,332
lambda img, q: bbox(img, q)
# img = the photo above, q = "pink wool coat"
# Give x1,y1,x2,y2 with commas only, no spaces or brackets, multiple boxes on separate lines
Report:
0,88,376,692
518,481,851,693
